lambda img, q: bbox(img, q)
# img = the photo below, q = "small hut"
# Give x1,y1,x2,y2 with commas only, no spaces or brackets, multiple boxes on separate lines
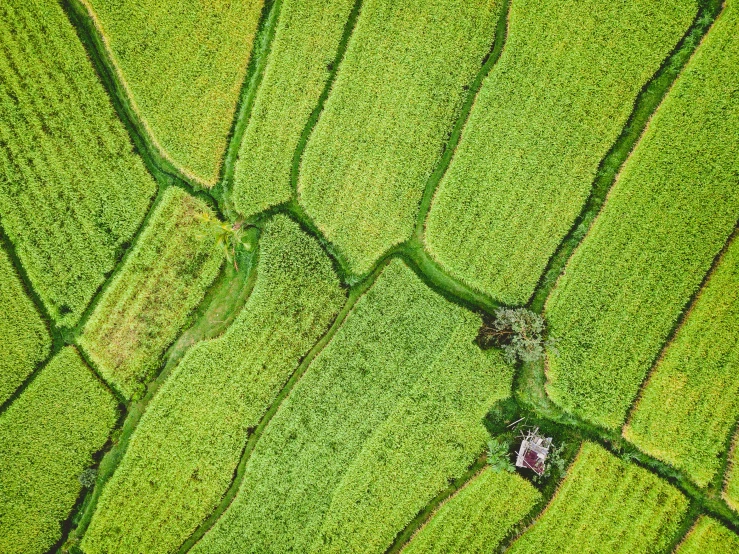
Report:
515,428,552,476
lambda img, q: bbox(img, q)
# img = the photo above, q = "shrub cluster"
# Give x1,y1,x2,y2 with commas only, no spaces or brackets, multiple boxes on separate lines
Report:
478,307,552,364
82,215,345,554
545,0,739,429
194,260,513,553
0,348,117,554
0,0,157,326
79,188,224,399
299,0,499,275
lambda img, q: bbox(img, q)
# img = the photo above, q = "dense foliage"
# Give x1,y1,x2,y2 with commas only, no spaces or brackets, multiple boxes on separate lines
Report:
675,517,739,553
478,308,551,364
403,468,540,554
85,0,264,184
425,0,695,305
0,0,156,326
79,188,223,399
624,234,739,487
545,0,739,429
0,247,50,403
0,347,117,554
298,0,500,275
232,0,356,217
508,442,688,554
193,260,513,553
82,216,345,554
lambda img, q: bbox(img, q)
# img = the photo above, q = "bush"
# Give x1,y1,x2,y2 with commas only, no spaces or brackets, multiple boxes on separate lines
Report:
478,308,552,364
487,438,515,474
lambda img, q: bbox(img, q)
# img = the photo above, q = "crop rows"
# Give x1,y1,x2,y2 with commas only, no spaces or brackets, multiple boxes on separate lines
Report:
624,233,739,488
508,442,688,553
79,187,224,400
82,216,345,554
402,468,541,554
425,0,695,305
0,347,118,554
0,245,50,404
726,432,739,512
298,0,500,275
544,0,739,429
0,0,156,326
675,516,739,553
193,259,513,553
84,0,264,185
232,0,357,218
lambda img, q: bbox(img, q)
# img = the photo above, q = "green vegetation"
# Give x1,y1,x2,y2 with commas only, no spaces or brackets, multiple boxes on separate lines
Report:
425,0,695,305
193,260,513,553
624,234,739,488
402,468,541,554
84,0,264,185
726,432,739,512
81,215,344,554
675,516,739,553
545,0,739,429
0,347,117,554
298,0,500,275
232,0,357,217
0,0,156,326
478,308,553,364
79,188,223,399
0,246,50,403
508,442,688,553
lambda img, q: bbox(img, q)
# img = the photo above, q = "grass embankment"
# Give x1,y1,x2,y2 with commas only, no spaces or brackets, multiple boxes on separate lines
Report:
298,0,500,276
193,260,513,553
507,442,688,553
402,468,541,554
0,247,50,404
82,0,264,185
624,233,739,489
78,188,223,400
675,516,739,553
81,216,344,554
424,0,696,306
231,0,358,218
0,347,118,554
0,0,156,327
544,0,739,429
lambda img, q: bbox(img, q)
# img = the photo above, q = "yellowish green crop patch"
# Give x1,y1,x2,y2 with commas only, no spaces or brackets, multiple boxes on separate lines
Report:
299,0,500,275
0,347,118,554
84,0,264,185
0,246,50,404
425,0,695,305
79,187,224,400
81,215,344,554
508,442,688,554
0,0,156,326
675,516,739,553
545,0,739,429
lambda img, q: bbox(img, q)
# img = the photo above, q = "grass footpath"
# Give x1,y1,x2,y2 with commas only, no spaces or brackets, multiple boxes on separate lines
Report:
78,188,224,400
80,0,264,185
402,468,541,554
0,0,157,327
192,260,513,553
424,0,696,306
624,232,739,489
0,245,50,404
81,216,344,554
544,0,739,429
507,442,688,554
0,347,118,554
232,0,359,218
298,0,500,276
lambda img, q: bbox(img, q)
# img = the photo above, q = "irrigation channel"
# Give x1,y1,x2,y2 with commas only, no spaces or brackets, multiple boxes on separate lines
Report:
0,0,730,551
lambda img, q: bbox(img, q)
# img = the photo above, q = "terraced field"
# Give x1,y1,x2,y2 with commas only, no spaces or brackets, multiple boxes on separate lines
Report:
2,0,739,552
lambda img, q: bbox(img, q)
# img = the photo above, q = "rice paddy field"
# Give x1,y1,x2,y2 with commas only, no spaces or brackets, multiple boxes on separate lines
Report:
2,0,739,552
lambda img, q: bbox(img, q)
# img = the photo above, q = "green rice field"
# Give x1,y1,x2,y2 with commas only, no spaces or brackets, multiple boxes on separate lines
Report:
2,0,739,551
